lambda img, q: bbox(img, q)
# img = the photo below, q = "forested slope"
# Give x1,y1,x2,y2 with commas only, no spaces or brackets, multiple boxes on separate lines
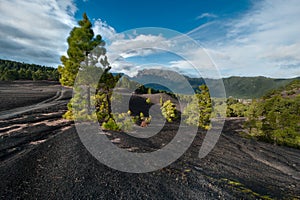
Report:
0,59,58,81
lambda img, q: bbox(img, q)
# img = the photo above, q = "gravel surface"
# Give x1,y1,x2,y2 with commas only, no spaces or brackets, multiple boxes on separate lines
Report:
0,81,299,199
0,81,61,112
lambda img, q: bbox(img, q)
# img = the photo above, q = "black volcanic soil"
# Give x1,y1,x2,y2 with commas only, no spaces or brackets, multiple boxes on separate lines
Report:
0,81,62,112
0,82,299,199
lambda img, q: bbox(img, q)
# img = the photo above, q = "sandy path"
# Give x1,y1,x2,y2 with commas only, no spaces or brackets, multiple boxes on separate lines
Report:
0,86,70,120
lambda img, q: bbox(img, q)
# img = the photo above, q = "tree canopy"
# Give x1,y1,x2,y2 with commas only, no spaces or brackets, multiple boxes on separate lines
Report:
244,80,300,148
182,85,212,130
0,59,58,81
58,13,104,86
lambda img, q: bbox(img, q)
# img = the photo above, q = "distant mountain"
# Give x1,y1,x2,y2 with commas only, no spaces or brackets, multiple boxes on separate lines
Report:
129,69,300,99
131,69,195,94
3,57,296,99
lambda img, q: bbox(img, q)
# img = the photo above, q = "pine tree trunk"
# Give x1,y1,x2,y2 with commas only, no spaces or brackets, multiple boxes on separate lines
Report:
87,85,91,114
106,89,112,117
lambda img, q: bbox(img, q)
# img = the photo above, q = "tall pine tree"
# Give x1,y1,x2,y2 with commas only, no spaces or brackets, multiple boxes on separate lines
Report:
182,85,212,130
60,13,121,125
58,13,104,86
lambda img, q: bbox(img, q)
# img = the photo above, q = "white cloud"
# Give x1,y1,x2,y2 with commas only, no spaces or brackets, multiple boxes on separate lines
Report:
99,26,221,78
190,0,300,78
0,0,77,66
93,19,124,42
107,35,172,76
108,34,172,54
196,13,218,20
1,0,298,79
110,59,140,77
93,22,175,70
91,21,179,76
106,34,173,67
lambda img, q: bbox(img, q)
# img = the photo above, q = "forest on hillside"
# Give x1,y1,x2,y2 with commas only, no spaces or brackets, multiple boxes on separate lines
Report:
224,80,300,148
244,80,300,148
0,59,59,81
184,75,299,99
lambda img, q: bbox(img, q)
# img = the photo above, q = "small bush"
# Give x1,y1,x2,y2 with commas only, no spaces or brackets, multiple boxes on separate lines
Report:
146,97,151,104
101,118,120,131
114,112,136,131
161,100,177,122
62,110,74,120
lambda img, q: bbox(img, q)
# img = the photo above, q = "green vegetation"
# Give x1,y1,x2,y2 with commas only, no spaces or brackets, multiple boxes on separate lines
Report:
146,97,151,104
160,100,177,122
190,76,299,98
220,178,273,200
58,13,300,145
244,80,300,149
101,111,138,131
226,97,248,117
263,79,300,99
139,112,152,124
59,13,120,126
60,14,157,132
0,59,58,81
221,76,298,99
208,80,300,149
210,98,227,118
117,76,140,90
182,85,212,130
142,71,299,98
207,97,249,118
58,13,104,87
101,117,120,131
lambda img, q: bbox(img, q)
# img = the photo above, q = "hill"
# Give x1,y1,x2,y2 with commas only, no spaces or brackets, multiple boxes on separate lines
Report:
263,79,300,99
2,59,297,99
220,76,299,99
0,59,58,81
132,69,300,98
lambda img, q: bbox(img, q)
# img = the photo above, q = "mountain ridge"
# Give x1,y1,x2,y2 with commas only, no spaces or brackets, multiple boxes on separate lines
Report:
130,69,300,98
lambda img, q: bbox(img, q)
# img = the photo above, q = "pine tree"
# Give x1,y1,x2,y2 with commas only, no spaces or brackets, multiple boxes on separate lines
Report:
58,13,104,86
60,13,122,126
182,85,212,130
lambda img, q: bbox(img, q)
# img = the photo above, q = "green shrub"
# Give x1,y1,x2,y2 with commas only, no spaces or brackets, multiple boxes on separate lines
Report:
62,110,74,120
146,97,151,104
101,118,120,131
114,112,136,131
138,112,152,124
161,100,177,122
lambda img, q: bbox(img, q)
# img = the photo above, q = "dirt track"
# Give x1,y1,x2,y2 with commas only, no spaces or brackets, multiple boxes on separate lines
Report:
0,81,61,112
0,81,299,199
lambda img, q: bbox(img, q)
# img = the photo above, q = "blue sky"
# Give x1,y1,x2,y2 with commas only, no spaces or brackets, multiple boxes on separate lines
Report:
75,0,252,33
0,0,299,78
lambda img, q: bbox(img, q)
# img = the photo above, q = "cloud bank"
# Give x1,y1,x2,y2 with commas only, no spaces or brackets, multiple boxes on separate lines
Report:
1,0,299,78
0,0,76,66
189,0,300,78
